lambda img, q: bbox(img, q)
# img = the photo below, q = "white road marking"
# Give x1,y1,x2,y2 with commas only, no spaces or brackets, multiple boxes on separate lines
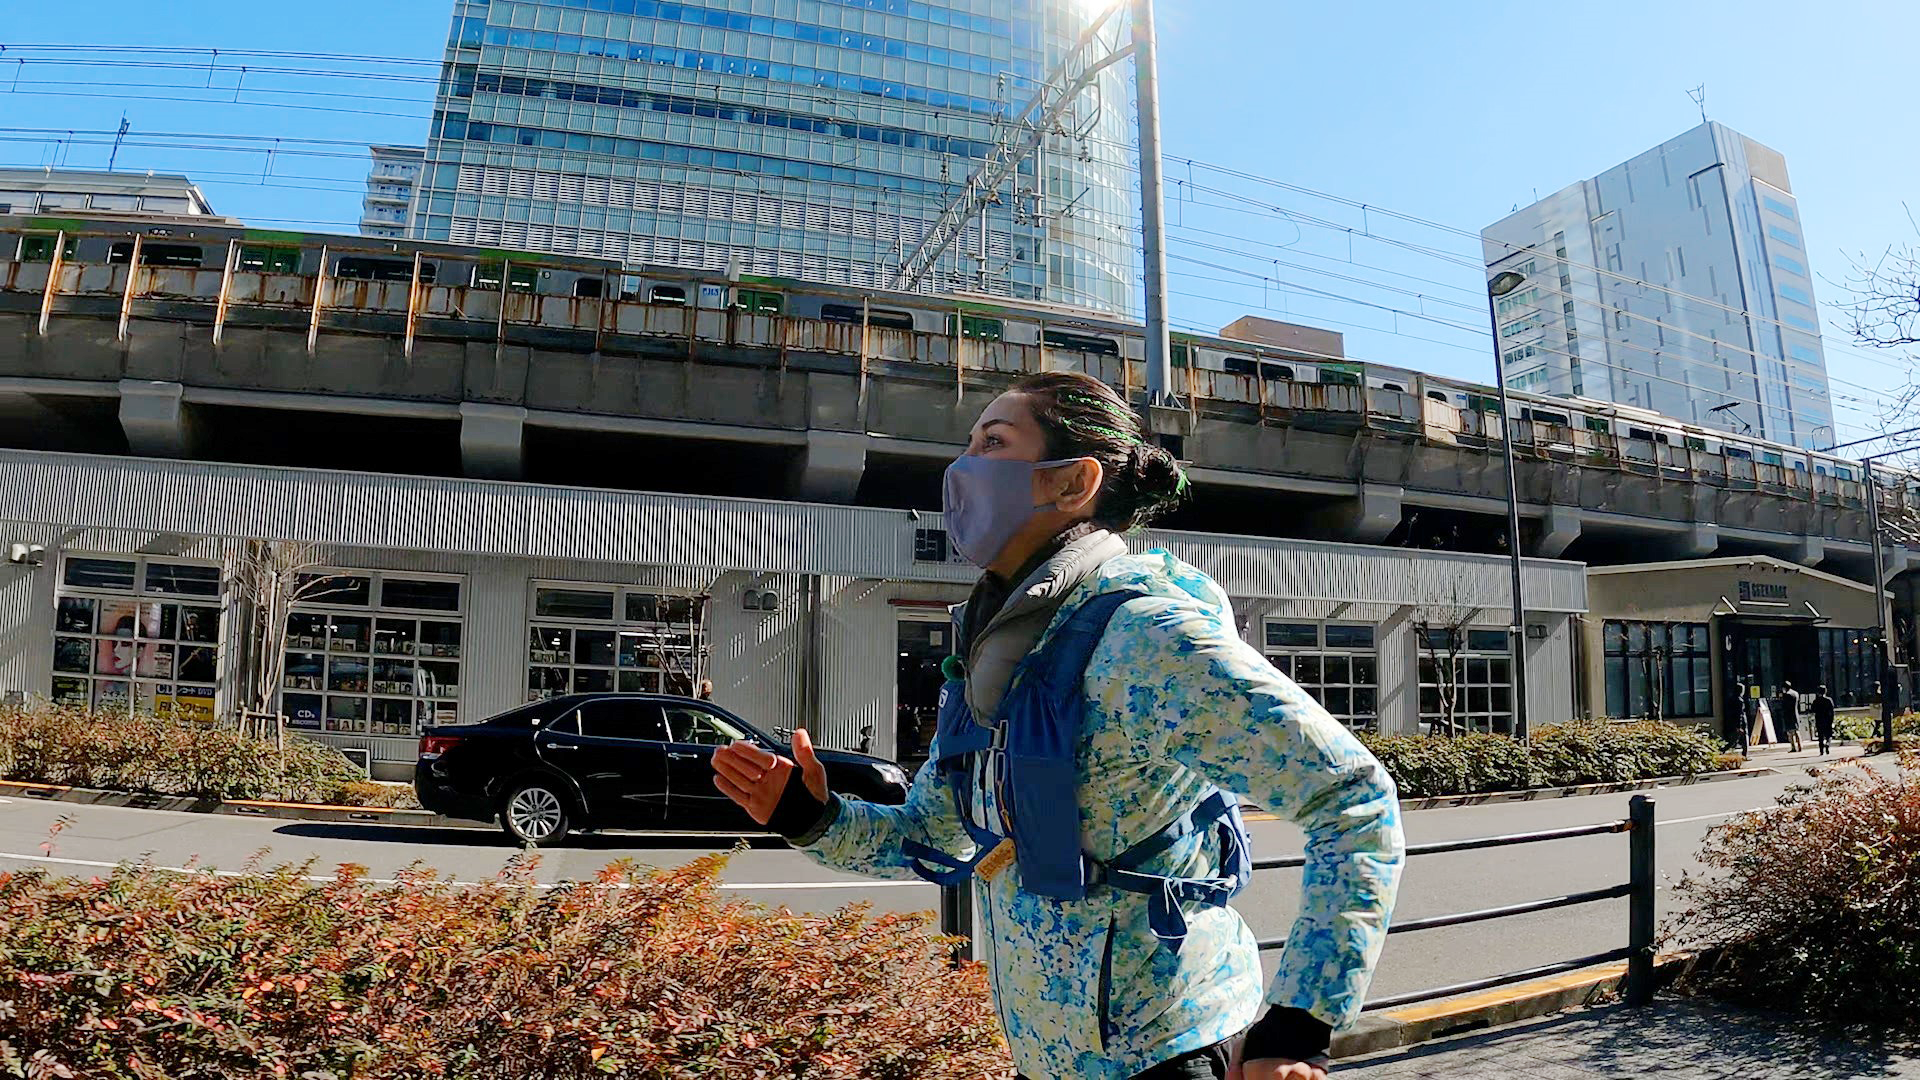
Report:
1660,806,1777,827
0,851,923,891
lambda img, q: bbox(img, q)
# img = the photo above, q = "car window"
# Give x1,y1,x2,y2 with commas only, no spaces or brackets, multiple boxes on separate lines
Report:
542,712,580,736
663,706,748,747
576,700,669,741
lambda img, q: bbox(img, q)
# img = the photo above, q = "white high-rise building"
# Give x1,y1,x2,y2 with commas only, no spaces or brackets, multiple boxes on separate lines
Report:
361,146,424,240
1483,122,1836,448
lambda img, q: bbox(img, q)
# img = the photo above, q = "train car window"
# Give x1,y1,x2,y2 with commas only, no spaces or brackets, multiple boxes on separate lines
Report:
1319,370,1362,388
1373,380,1408,393
1759,451,1784,466
1264,363,1296,382
473,263,537,292
572,277,605,299
734,289,784,316
18,236,77,263
1585,417,1611,434
107,243,206,268
1042,330,1120,357
1170,342,1191,368
649,285,688,306
1834,466,1855,481
239,247,301,274
1223,357,1259,377
1724,446,1753,461
1427,391,1451,403
1684,436,1708,452
1530,410,1571,427
821,303,861,324
866,309,915,332
336,257,417,282
946,314,1003,341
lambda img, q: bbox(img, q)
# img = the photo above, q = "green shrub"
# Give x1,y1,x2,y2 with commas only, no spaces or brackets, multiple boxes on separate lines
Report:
0,852,1011,1079
1359,720,1722,798
0,701,414,808
1837,711,1920,742
1671,753,1920,1029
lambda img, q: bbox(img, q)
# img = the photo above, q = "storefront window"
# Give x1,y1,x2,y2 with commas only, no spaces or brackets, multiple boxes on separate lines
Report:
52,555,220,719
1818,628,1880,708
527,584,710,702
1417,627,1514,734
283,572,463,737
1263,620,1378,730
1603,621,1711,719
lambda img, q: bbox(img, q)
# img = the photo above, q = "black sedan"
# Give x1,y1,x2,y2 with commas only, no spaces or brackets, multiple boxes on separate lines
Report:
414,693,912,845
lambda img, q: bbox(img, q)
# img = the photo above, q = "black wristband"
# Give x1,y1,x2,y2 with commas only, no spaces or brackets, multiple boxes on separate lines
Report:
766,768,831,840
1241,1007,1333,1064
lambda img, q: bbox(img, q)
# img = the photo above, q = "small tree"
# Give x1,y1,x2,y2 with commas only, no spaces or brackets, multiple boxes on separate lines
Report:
222,540,349,741
1413,564,1485,738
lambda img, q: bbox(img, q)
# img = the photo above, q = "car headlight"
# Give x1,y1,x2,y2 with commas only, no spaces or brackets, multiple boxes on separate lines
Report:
877,763,909,787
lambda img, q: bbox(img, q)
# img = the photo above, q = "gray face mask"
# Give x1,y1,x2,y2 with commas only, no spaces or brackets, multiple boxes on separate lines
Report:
940,455,1084,567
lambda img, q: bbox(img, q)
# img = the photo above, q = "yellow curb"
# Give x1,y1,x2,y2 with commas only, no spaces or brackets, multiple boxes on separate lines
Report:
0,780,73,795
1378,961,1629,1024
1243,811,1279,822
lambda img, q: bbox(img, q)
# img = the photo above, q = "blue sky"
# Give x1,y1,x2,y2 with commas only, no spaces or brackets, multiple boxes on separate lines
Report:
5,0,1914,442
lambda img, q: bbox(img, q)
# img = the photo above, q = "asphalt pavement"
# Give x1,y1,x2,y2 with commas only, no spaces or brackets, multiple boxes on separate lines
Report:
0,748,1891,1004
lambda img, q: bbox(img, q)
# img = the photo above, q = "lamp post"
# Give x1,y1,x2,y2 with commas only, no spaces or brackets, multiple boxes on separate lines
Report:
1486,269,1532,739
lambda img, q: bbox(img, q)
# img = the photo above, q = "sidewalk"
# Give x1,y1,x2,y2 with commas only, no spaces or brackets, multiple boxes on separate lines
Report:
1340,998,1920,1078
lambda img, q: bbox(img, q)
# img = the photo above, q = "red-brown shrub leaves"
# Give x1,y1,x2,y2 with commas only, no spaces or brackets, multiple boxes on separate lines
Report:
0,853,1014,1078
1671,752,1920,1029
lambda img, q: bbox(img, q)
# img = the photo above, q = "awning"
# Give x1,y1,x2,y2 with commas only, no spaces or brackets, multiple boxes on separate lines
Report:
1713,596,1831,624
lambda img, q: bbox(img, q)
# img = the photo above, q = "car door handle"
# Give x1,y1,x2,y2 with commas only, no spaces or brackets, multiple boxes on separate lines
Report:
546,743,579,751
667,752,699,760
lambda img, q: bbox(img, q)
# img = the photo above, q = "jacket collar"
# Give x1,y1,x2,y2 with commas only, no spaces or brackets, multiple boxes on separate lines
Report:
979,528,1129,642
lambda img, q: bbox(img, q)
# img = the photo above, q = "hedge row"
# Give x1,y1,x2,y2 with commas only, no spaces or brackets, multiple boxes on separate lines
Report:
1672,753,1920,1028
1358,719,1725,799
0,703,412,808
0,852,1012,1079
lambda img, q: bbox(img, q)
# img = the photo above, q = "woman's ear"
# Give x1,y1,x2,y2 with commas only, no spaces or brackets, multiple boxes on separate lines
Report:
1048,458,1104,514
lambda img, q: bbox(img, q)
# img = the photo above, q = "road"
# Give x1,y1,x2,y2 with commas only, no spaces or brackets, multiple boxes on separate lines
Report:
0,750,1888,1003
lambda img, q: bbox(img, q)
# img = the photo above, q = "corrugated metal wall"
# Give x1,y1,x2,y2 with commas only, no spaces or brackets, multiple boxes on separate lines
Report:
0,524,58,699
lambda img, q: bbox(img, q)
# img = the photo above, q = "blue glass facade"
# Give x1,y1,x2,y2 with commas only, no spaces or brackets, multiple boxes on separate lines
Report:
412,0,1137,312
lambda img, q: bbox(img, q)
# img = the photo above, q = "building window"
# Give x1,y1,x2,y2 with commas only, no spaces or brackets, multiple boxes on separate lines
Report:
527,584,710,702
1767,225,1802,249
1761,195,1797,221
1417,627,1514,734
282,572,464,737
1772,254,1807,278
1263,620,1378,730
1603,621,1711,720
52,555,221,720
1818,628,1880,708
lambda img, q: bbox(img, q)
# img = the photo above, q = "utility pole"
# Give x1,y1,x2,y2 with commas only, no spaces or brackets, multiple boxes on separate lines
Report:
107,114,130,173
1133,0,1173,412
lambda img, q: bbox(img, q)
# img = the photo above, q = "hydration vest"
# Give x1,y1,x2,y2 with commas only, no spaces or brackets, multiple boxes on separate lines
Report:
902,590,1253,953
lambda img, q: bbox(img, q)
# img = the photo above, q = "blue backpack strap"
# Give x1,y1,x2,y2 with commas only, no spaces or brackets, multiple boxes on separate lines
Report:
1000,590,1145,901
1099,789,1253,953
903,674,1005,885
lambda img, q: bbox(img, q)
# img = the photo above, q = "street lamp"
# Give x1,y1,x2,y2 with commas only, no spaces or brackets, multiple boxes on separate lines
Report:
1486,269,1532,739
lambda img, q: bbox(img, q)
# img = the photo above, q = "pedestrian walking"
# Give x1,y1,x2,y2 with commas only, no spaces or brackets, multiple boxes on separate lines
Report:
1812,685,1837,756
713,371,1404,1080
1780,682,1803,753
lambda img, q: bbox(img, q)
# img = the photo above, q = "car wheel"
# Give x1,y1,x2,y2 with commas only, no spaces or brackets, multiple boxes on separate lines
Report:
501,781,571,846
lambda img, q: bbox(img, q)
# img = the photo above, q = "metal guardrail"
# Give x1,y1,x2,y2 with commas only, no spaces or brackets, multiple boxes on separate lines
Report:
938,794,1657,1011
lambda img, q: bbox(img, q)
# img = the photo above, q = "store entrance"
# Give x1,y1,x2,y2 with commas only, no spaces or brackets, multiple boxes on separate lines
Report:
1720,619,1821,743
895,618,951,768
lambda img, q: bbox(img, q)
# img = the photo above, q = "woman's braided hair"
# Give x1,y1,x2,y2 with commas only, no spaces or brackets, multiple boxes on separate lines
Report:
1009,370,1190,531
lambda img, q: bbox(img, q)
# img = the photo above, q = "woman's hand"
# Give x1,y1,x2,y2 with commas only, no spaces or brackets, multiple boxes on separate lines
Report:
711,729,830,826
1229,1037,1331,1080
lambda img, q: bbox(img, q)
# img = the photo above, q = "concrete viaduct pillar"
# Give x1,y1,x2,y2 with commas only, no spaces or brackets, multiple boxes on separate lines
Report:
460,403,527,481
1533,503,1583,559
117,380,197,459
789,430,870,504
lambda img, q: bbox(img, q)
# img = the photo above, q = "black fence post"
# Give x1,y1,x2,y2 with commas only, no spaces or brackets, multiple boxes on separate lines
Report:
1626,794,1656,1006
940,882,975,963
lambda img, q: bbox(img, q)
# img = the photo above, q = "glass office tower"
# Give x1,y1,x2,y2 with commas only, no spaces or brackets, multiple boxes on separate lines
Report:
413,0,1137,314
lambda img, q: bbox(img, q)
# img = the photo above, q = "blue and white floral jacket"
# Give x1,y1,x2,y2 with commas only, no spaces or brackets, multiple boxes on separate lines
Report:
796,549,1404,1078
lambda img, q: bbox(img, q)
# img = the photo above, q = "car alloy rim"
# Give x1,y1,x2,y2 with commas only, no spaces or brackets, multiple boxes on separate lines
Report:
508,788,562,840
